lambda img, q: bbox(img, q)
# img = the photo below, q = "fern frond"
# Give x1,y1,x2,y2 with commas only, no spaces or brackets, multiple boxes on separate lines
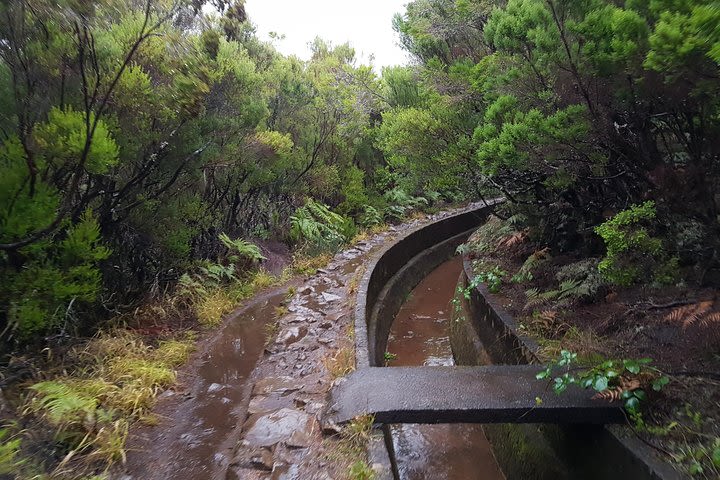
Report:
498,231,528,250
664,300,716,329
700,312,720,328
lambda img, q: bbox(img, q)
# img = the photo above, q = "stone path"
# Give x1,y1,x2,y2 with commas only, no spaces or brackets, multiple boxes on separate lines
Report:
223,209,479,480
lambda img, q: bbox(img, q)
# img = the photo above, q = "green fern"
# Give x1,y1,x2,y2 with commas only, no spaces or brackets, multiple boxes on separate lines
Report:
512,248,550,284
0,428,24,475
290,199,355,252
219,234,265,263
359,205,383,228
27,381,99,430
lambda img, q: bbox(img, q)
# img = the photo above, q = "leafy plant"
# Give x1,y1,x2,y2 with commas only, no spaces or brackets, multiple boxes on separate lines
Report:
511,248,550,283
219,234,265,264
359,205,383,228
349,460,375,480
0,428,24,475
537,350,670,414
290,199,355,253
469,263,506,294
595,202,678,286
383,351,397,366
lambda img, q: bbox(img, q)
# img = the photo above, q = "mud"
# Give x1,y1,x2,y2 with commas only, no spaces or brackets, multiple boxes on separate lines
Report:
386,257,505,480
122,287,293,479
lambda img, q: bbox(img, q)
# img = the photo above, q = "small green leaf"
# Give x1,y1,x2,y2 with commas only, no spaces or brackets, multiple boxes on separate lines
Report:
625,396,640,413
624,359,641,374
652,376,669,391
712,447,720,467
688,461,703,474
593,376,609,392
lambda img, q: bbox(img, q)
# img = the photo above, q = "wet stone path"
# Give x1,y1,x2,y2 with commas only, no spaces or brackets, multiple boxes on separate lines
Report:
118,206,483,480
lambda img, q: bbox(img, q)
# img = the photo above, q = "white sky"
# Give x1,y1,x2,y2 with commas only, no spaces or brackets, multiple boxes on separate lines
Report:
243,0,410,69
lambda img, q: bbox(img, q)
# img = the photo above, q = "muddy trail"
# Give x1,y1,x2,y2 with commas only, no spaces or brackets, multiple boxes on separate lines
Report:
118,207,478,480
386,257,505,480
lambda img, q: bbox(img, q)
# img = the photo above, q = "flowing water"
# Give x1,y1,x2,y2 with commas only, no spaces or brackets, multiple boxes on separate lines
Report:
386,257,506,480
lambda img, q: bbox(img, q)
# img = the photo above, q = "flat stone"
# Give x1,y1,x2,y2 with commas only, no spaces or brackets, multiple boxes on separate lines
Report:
243,408,318,447
250,448,274,470
286,429,312,448
248,395,295,415
325,366,625,425
207,383,225,393
277,326,308,346
270,463,300,480
321,292,342,303
253,377,302,396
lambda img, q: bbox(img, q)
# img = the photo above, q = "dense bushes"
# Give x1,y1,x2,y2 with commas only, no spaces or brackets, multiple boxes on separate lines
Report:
388,0,720,284
0,1,436,347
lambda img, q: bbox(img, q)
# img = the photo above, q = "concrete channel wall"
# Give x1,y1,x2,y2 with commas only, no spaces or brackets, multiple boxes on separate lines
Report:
452,258,682,480
354,201,680,480
353,202,497,480
354,202,498,369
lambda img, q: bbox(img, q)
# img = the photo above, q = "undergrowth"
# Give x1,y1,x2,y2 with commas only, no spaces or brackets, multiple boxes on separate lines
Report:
16,331,195,477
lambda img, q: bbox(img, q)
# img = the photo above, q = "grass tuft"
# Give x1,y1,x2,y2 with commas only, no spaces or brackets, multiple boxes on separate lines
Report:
324,347,355,379
195,289,235,326
23,330,195,473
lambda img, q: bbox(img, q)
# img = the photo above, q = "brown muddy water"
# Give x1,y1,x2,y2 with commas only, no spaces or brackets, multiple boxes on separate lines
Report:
386,257,506,480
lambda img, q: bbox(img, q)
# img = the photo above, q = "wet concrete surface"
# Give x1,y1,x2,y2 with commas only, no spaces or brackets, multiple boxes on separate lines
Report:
386,257,505,480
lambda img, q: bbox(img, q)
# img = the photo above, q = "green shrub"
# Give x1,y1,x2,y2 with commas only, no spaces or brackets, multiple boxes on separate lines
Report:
219,234,265,264
338,166,369,215
381,187,428,222
555,259,607,302
2,210,111,340
359,205,383,228
512,248,550,284
470,263,506,293
594,202,678,286
290,199,356,253
0,428,23,475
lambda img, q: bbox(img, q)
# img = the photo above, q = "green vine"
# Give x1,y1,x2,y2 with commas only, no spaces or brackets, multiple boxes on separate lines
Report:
537,350,670,414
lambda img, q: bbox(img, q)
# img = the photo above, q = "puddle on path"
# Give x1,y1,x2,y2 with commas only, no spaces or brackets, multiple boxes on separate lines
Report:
386,257,506,480
123,288,289,480
122,249,370,480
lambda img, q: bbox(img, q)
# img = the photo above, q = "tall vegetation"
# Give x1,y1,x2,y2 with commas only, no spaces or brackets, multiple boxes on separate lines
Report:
0,1,443,347
385,0,720,278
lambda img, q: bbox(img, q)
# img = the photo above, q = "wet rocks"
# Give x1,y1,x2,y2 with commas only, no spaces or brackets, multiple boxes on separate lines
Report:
277,326,308,346
253,377,302,396
320,292,342,303
242,408,319,448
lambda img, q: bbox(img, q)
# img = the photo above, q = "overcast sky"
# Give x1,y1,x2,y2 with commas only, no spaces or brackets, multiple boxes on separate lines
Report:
243,0,410,69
